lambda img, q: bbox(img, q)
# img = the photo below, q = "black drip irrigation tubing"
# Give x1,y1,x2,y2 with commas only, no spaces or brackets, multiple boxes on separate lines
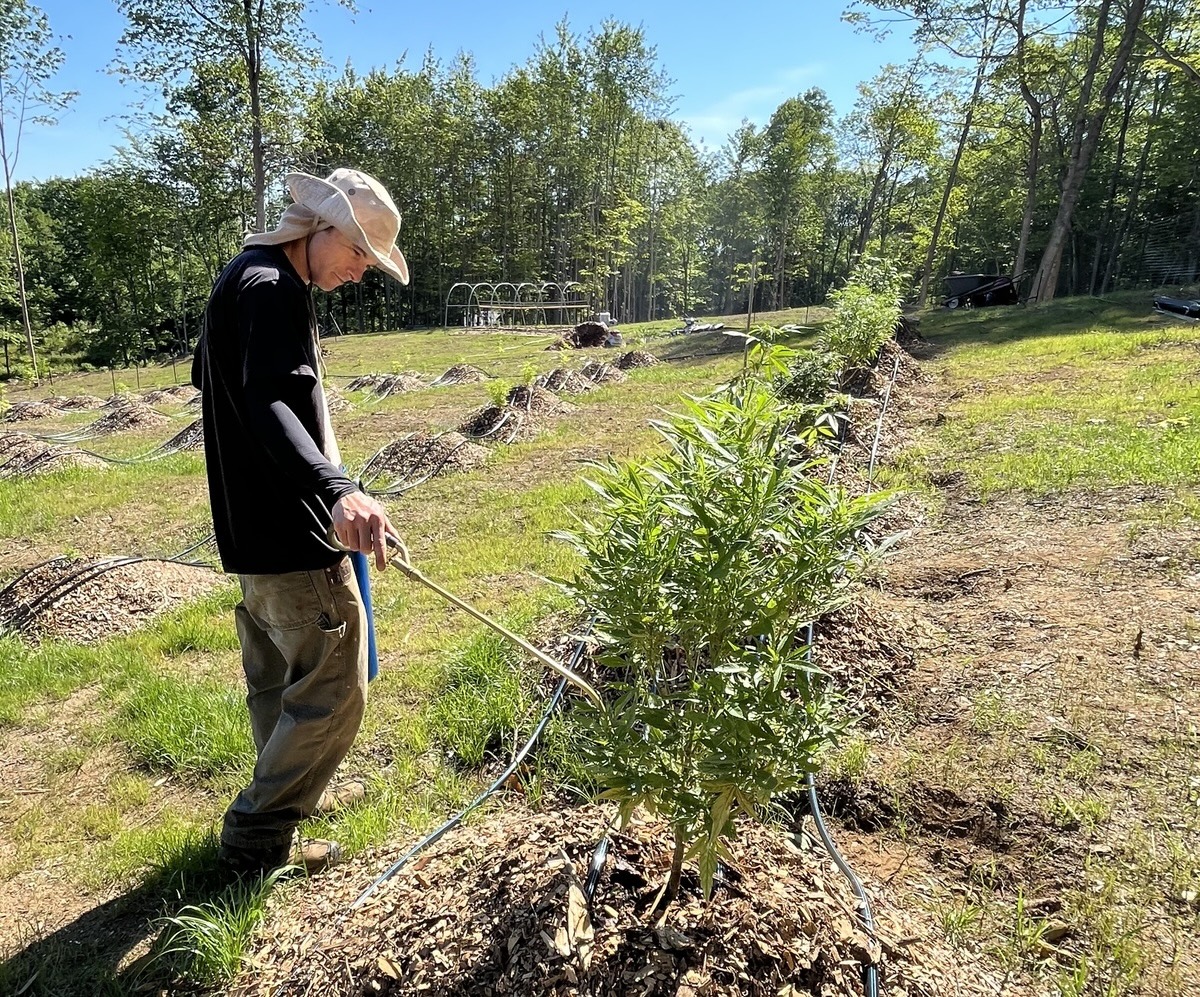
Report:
348,621,595,913
798,345,901,997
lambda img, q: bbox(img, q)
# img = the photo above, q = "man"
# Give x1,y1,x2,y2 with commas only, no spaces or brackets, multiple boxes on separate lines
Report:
191,168,409,877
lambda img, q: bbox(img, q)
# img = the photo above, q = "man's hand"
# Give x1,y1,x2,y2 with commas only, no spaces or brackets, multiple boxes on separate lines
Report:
332,491,400,570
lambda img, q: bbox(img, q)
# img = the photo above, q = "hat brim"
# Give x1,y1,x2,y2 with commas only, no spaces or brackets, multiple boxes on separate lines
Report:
287,172,410,285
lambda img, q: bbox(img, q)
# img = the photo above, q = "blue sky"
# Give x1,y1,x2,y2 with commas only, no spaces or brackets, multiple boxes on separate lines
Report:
17,0,916,182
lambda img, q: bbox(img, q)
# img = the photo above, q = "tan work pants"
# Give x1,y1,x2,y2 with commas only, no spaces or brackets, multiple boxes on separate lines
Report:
222,556,368,852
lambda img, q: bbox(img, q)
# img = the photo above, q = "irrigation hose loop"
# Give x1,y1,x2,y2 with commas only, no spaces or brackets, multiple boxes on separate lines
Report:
348,619,596,912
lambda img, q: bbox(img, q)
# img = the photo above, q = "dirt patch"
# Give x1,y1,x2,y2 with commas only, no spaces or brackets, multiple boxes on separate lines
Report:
228,801,1017,997
431,364,488,386
535,368,595,394
363,432,490,487
0,556,226,643
90,402,171,435
579,361,626,385
614,350,660,370
0,433,107,479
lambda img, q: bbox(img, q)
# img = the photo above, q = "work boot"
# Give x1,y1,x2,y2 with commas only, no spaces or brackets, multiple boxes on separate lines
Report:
314,777,368,816
219,835,343,879
291,837,343,875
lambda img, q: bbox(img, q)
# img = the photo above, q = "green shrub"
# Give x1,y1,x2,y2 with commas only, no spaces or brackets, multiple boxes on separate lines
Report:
778,348,840,403
556,365,890,903
821,256,905,372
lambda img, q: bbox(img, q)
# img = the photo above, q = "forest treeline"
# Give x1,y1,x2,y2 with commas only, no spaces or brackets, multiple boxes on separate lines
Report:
1,0,1198,374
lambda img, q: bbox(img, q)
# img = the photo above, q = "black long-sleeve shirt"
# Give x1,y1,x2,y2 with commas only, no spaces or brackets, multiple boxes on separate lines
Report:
191,245,357,574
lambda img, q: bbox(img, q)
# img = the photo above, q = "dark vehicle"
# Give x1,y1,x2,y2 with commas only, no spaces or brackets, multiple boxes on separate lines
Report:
943,272,1023,309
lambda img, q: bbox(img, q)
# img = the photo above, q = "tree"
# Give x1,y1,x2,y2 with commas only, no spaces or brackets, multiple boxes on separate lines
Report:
113,0,353,234
0,0,74,382
1029,0,1148,302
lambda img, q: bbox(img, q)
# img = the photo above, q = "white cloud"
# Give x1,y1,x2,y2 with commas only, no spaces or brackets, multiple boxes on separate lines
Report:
681,64,825,146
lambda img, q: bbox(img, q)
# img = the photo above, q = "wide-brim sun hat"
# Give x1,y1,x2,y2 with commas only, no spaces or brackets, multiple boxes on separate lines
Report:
244,167,409,285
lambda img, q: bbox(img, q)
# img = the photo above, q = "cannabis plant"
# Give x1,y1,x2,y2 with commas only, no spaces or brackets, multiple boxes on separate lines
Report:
556,375,889,904
821,256,906,373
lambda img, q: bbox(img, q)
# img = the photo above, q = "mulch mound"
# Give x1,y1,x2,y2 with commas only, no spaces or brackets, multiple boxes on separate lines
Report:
614,351,660,370
0,433,107,479
372,372,426,398
166,384,200,403
104,392,137,408
90,401,171,434
2,401,63,422
875,340,926,388
459,405,538,444
506,385,575,416
0,556,224,643
159,419,204,453
326,386,354,414
366,432,489,483
347,373,386,391
547,321,611,350
432,364,489,386
230,801,1004,997
58,394,107,411
811,594,940,724
535,368,595,394
579,361,626,386
140,388,174,404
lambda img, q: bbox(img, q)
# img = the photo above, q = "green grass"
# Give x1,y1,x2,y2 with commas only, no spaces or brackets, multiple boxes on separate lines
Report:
919,296,1200,502
116,675,254,780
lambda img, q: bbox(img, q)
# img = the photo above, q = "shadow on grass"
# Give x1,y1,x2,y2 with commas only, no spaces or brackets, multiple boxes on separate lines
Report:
913,292,1173,358
0,834,264,997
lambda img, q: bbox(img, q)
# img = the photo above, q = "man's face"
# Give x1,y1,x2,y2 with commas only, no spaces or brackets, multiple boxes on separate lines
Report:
309,228,372,291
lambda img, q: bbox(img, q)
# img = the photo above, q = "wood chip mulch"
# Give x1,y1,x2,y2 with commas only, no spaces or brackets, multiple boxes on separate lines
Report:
159,419,204,453
811,593,940,723
579,361,627,386
506,386,576,416
0,556,225,643
1,400,63,422
0,432,107,479
370,372,426,398
459,405,539,443
431,364,489,386
367,432,489,482
327,386,355,413
535,368,596,394
89,401,171,434
57,394,107,410
230,801,1011,997
614,351,660,370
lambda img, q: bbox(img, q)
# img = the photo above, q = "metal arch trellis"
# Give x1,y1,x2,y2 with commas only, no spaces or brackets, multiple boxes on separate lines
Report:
443,280,590,329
